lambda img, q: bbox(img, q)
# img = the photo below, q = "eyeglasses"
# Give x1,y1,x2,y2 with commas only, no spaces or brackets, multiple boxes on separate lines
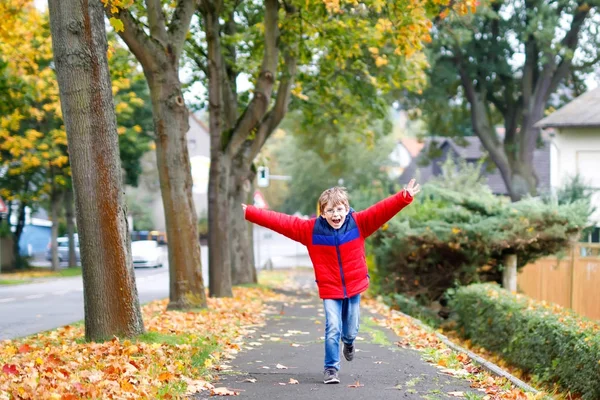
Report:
323,206,347,216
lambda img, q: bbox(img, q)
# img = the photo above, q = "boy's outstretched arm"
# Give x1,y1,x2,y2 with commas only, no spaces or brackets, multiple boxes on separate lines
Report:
242,204,312,245
354,178,421,238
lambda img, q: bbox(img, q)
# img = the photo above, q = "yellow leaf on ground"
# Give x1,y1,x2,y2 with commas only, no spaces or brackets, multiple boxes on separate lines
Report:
211,387,240,396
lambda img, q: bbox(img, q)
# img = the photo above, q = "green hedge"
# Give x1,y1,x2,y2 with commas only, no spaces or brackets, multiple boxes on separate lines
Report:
452,283,600,399
385,293,442,328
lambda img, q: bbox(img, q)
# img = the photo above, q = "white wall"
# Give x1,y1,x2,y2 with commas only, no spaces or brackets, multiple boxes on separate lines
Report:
551,127,600,223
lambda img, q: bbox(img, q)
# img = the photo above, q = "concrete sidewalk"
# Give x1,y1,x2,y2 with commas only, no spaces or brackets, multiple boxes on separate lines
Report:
193,274,485,399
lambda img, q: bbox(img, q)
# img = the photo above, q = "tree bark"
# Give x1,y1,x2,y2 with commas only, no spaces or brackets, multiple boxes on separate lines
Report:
65,188,77,266
201,0,298,292
50,189,62,271
47,0,144,341
202,1,233,297
147,69,206,310
229,162,256,285
452,2,592,202
109,0,207,310
13,201,26,269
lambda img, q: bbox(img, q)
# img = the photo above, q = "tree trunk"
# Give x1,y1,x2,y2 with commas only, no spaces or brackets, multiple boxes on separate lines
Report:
13,201,26,269
147,70,207,310
65,188,77,266
108,0,207,310
202,0,295,293
50,190,62,271
203,4,233,297
229,164,256,285
47,0,144,341
208,155,233,296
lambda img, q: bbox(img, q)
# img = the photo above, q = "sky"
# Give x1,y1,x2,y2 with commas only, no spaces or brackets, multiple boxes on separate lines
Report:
34,0,46,11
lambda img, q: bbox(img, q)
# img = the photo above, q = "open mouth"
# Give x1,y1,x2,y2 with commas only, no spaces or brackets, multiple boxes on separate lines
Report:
332,217,342,224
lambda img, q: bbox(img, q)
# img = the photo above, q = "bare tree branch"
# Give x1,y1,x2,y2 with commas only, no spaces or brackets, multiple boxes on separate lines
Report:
226,0,279,158
548,6,591,95
107,8,160,71
189,53,208,75
454,46,512,189
222,10,239,130
168,0,196,57
247,49,298,167
145,0,168,44
201,1,225,149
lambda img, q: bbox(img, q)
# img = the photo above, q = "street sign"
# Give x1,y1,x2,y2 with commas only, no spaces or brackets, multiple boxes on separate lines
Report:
257,166,270,187
253,190,269,209
0,197,7,214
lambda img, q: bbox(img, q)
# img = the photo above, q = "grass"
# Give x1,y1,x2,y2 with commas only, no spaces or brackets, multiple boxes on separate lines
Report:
361,317,393,346
0,279,23,285
0,266,81,285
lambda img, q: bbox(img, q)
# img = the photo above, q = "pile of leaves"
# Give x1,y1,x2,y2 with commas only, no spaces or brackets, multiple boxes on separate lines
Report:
452,283,600,399
0,286,287,399
370,159,590,303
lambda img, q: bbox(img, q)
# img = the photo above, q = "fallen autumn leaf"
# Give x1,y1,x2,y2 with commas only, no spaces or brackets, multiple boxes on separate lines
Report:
211,387,240,396
348,380,364,388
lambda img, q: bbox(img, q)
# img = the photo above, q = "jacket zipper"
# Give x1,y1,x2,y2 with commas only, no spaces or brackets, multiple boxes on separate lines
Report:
334,230,348,298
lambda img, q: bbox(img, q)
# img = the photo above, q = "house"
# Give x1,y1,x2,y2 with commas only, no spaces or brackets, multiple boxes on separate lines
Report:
535,87,600,238
127,112,211,231
384,138,425,179
398,136,551,196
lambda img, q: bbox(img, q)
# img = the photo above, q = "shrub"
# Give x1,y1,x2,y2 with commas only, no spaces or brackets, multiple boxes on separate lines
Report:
452,283,600,399
370,158,589,302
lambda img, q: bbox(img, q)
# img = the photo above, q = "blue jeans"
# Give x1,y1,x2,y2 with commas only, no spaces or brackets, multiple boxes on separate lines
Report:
323,294,360,371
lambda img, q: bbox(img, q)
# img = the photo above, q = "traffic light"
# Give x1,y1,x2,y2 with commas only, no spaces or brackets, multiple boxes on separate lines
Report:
257,166,270,187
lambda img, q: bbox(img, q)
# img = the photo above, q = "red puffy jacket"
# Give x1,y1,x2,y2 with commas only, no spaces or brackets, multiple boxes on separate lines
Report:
245,190,413,299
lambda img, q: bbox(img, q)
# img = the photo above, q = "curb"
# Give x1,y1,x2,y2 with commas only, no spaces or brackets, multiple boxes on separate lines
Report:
394,309,540,394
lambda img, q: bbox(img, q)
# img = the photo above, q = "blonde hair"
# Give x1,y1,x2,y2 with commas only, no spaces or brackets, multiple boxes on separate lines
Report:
318,187,349,215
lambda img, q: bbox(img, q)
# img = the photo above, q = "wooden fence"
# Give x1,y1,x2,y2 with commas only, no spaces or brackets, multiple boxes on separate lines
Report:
518,243,600,321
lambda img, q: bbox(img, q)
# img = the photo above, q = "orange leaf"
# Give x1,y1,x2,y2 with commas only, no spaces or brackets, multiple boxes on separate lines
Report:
18,344,32,353
2,364,18,375
158,372,174,382
348,380,364,388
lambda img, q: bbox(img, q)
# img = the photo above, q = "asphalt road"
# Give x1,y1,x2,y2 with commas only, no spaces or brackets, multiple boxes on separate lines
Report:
0,266,170,341
193,276,481,400
2,228,310,341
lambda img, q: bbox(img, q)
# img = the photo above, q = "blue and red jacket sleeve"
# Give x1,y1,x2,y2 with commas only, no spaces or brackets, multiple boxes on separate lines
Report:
245,206,313,246
354,190,413,238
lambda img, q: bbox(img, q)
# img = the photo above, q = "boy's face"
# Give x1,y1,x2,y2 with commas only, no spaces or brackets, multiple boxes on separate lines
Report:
322,201,348,229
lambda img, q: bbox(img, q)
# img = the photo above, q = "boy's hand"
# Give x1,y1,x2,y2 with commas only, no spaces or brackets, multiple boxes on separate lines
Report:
241,203,247,216
404,178,421,197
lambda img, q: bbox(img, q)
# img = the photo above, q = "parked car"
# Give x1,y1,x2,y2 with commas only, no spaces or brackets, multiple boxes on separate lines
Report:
131,240,164,268
46,235,81,263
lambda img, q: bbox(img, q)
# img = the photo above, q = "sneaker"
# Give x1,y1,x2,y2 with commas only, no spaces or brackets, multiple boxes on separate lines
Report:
323,368,340,384
343,343,354,361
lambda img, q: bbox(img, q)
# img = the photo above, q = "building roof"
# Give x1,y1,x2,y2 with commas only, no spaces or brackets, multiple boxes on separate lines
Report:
399,136,551,196
400,137,425,157
535,87,600,128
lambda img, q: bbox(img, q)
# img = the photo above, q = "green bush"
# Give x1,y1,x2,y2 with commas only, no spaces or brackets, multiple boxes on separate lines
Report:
386,293,442,328
451,283,600,399
370,158,589,302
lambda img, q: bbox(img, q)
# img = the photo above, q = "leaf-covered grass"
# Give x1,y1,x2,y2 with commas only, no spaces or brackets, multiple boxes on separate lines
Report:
0,279,23,285
0,266,82,285
0,285,288,399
